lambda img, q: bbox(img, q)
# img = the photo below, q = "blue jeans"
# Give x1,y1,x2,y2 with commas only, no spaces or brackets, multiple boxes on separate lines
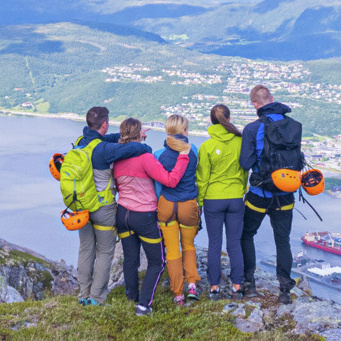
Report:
204,199,245,286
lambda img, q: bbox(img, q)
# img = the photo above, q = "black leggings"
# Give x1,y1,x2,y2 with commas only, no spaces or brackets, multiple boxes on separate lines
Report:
116,204,165,308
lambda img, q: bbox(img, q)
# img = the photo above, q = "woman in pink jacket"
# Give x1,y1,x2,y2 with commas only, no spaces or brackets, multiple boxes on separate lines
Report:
114,118,190,316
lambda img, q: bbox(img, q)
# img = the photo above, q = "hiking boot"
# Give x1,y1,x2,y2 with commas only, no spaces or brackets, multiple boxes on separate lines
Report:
278,290,291,304
135,305,153,316
243,281,257,298
209,288,221,301
87,298,99,306
187,286,200,301
78,298,89,306
174,295,186,306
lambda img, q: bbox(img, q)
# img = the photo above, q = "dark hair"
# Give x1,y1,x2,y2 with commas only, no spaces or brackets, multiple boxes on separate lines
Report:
86,107,109,130
119,118,142,144
210,104,241,137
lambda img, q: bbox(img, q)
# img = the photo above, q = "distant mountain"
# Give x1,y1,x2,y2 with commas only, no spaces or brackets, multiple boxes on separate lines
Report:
130,0,341,61
2,0,341,61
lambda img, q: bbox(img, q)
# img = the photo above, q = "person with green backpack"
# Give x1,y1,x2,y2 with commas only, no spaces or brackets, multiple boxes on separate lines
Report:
61,107,151,306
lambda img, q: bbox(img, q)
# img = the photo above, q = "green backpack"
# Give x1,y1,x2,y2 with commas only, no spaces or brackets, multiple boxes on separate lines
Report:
60,137,114,212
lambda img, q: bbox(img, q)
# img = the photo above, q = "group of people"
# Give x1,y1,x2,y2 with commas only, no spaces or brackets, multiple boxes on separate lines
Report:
73,85,298,316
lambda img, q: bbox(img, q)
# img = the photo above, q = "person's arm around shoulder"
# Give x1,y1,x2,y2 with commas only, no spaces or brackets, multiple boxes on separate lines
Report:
102,133,121,143
239,124,257,171
153,147,166,199
103,141,152,164
190,143,198,164
143,144,190,188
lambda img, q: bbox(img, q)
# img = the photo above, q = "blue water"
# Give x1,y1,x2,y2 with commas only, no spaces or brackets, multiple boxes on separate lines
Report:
1,114,340,302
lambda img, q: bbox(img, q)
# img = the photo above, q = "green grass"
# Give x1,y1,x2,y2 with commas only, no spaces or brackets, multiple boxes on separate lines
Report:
0,275,322,341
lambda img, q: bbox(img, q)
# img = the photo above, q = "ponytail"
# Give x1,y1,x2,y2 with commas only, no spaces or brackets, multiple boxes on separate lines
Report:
210,105,241,137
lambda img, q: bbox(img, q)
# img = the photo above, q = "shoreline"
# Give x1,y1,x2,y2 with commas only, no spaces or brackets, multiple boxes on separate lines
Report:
2,109,341,198
0,109,210,137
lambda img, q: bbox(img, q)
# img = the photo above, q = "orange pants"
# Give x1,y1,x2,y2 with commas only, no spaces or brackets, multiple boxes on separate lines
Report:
158,196,201,297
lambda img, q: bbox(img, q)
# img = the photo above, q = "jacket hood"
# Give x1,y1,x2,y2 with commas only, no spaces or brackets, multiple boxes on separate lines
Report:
207,124,235,142
164,134,188,147
257,102,291,118
82,126,104,143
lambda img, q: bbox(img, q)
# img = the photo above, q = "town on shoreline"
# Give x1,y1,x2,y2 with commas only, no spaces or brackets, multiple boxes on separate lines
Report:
2,109,341,199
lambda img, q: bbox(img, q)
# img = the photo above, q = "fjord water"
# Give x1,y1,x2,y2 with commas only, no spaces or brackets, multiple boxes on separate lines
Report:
1,115,340,302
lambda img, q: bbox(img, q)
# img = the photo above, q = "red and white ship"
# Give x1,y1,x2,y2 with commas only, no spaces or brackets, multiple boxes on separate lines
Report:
301,232,341,256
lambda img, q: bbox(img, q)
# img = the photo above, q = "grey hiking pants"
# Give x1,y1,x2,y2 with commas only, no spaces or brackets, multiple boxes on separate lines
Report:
78,203,116,304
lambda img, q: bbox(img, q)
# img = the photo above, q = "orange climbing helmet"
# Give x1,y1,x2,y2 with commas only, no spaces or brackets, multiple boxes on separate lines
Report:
49,153,64,181
301,169,324,196
60,209,89,231
271,169,302,192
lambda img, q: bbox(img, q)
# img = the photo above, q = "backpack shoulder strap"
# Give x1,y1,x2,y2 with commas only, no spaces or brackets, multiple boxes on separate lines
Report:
74,135,84,147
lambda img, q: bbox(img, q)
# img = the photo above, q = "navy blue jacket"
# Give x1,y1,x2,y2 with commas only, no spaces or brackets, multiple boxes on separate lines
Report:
78,126,151,170
239,102,291,198
154,135,198,202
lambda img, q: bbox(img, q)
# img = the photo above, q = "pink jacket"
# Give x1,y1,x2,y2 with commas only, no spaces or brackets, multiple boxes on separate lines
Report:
114,153,189,212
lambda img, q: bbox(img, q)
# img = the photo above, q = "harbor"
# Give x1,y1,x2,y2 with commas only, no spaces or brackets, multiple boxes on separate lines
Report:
261,253,341,292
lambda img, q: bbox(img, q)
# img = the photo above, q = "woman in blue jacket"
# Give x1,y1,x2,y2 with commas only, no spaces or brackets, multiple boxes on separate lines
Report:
154,115,201,305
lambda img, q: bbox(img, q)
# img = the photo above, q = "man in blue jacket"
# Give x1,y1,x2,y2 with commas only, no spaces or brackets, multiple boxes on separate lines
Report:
76,107,151,306
239,85,296,304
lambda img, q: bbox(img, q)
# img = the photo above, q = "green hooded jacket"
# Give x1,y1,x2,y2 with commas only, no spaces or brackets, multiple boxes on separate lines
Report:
196,124,248,206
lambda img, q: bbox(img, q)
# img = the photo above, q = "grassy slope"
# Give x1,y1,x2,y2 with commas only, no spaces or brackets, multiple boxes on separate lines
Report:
0,277,321,341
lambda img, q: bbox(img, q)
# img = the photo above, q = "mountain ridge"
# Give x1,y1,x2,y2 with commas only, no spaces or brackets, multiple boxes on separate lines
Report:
1,0,341,60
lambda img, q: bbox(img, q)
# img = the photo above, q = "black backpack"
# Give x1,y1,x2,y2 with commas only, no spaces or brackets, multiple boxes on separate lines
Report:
249,114,304,192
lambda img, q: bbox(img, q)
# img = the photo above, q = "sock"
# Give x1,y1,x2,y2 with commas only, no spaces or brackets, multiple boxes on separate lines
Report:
188,283,196,290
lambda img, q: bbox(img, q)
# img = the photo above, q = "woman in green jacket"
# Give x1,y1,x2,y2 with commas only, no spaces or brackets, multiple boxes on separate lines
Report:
196,104,248,299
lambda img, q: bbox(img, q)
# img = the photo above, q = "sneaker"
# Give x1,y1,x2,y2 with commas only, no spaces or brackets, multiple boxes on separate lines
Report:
187,287,199,301
87,298,99,306
78,298,89,306
209,288,220,301
278,290,291,304
231,286,243,300
174,295,186,306
243,280,257,298
135,305,152,316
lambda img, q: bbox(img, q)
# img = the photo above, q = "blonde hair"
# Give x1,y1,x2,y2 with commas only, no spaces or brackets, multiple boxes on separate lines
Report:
119,118,141,144
250,85,273,106
165,115,189,135
165,115,190,152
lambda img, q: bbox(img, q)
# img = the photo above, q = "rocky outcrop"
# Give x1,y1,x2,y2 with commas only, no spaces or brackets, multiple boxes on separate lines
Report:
2,237,340,340
108,244,341,340
0,238,78,303
196,247,341,341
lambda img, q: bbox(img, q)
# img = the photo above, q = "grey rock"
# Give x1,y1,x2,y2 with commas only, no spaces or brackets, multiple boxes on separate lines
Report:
234,317,263,333
291,297,341,334
248,308,264,325
222,302,238,313
0,238,78,301
0,277,24,303
245,301,262,309
232,307,246,318
320,328,341,341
